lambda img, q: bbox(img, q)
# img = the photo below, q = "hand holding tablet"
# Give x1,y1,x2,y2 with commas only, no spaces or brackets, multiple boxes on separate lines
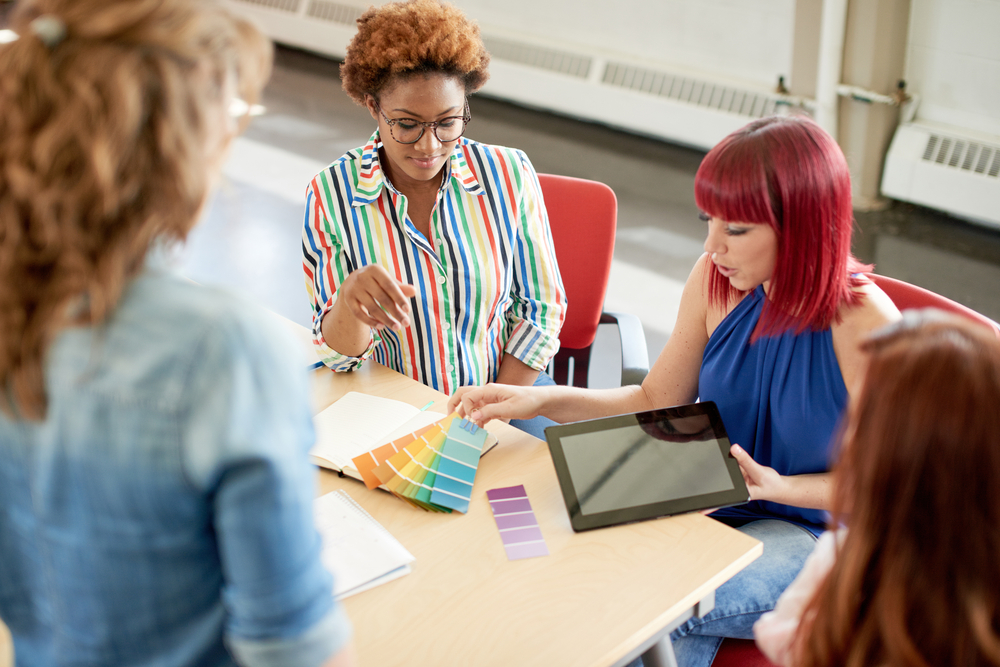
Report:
543,401,750,532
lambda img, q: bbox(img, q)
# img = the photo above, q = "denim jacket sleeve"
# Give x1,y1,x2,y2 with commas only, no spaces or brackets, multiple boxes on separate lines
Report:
179,302,351,666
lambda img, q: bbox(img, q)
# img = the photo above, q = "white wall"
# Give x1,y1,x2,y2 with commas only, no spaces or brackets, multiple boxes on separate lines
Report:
906,0,1000,137
457,0,796,89
223,0,799,148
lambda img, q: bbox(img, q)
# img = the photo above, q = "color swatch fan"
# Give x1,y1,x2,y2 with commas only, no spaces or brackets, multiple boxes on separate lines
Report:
351,414,488,513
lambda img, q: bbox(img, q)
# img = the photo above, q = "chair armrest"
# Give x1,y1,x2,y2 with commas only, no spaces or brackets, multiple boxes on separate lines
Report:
600,311,649,386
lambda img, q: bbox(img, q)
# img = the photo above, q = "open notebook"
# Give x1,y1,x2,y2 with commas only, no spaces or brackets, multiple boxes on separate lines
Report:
311,391,497,481
313,490,415,600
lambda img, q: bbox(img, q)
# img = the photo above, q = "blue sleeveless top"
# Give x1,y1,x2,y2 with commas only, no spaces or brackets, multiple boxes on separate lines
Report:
700,286,847,536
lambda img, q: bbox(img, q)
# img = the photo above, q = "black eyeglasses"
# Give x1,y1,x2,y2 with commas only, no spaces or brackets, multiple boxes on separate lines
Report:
374,100,471,144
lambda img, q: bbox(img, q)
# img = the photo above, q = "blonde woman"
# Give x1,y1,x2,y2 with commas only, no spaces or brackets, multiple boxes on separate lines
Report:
0,1,355,665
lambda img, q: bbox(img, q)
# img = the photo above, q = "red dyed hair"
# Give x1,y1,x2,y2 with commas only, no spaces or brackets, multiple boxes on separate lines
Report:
797,312,1000,666
695,115,869,337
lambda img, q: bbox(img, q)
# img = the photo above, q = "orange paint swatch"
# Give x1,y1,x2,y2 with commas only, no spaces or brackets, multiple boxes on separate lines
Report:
352,423,438,489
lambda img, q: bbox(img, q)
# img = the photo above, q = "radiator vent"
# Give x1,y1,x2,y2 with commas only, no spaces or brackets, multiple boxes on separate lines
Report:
484,37,592,79
602,62,784,119
922,134,1000,178
223,3,801,150
306,0,364,25
232,0,300,13
883,122,1000,229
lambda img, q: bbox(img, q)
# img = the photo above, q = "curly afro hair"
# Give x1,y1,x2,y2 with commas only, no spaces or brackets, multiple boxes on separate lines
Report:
340,0,490,105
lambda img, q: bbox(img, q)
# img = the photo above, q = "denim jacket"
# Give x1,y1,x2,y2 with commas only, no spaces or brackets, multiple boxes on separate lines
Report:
0,268,351,666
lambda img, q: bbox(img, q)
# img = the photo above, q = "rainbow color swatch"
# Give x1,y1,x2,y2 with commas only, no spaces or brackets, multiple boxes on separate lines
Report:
350,414,488,513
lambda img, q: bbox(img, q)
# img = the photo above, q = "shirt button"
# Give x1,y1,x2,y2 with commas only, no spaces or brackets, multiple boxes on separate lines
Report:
437,275,446,285
446,364,454,373
442,322,450,330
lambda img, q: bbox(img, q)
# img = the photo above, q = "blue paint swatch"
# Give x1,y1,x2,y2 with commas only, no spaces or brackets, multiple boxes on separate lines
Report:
429,419,487,513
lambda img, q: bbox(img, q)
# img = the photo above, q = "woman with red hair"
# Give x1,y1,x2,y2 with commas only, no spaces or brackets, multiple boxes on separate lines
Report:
450,114,901,666
754,312,1000,666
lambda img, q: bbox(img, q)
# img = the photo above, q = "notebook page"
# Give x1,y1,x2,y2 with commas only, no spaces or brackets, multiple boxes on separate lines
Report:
314,490,415,600
311,392,424,470
376,409,446,443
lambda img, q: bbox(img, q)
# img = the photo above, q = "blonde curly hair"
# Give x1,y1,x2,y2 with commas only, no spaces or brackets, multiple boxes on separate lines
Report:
0,0,272,419
340,0,489,104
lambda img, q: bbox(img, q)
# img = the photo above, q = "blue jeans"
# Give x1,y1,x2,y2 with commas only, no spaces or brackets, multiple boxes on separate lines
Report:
508,371,558,440
668,519,818,667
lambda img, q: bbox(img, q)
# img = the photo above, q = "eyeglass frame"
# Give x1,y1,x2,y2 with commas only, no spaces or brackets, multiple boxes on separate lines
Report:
373,99,472,145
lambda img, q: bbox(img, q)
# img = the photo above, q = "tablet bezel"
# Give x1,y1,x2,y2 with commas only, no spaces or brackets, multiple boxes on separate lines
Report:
544,401,750,532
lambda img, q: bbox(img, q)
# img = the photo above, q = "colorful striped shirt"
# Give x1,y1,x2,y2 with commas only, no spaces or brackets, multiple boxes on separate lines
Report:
302,130,566,395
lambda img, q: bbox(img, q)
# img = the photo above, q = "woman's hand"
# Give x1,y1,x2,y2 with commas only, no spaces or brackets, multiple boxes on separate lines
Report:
337,265,416,331
697,444,783,515
730,444,784,503
729,444,832,510
448,383,546,426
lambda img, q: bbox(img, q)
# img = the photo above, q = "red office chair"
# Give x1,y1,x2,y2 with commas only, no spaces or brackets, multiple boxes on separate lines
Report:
867,273,1000,337
713,639,777,667
537,173,649,387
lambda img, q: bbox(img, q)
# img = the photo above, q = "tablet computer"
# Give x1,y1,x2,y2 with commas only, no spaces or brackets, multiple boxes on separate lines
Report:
544,401,749,532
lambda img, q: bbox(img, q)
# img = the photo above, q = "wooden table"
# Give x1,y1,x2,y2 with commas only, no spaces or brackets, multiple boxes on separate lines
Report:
304,357,762,667
0,321,762,667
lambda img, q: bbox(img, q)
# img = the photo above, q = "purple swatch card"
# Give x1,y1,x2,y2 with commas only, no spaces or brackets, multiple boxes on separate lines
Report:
486,485,549,561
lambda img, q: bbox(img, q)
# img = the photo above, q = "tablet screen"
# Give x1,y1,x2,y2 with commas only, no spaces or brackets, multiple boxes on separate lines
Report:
562,413,734,515
545,402,749,531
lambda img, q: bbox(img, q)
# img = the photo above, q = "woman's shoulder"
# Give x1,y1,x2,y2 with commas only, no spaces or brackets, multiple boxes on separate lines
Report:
311,145,367,186
831,278,902,392
58,272,304,415
126,272,303,373
835,277,901,338
459,138,535,172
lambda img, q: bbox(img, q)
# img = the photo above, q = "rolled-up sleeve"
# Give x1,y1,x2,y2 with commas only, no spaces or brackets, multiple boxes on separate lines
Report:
182,306,352,667
228,605,352,667
504,151,566,371
302,177,374,372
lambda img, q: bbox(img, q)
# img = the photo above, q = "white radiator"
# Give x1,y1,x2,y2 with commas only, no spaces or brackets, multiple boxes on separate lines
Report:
224,0,804,151
882,121,1000,229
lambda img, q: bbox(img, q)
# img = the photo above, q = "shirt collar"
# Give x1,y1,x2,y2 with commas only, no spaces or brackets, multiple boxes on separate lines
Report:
353,129,486,206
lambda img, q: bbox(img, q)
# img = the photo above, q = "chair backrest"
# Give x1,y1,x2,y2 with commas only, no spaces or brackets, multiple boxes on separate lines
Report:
537,173,617,350
712,639,778,667
867,273,1000,338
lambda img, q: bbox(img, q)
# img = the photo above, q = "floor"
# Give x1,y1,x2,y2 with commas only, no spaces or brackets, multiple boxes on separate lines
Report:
186,46,1000,387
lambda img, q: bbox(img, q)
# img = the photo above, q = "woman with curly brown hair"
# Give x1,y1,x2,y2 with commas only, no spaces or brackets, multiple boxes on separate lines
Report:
302,0,566,439
0,1,355,665
754,311,1000,666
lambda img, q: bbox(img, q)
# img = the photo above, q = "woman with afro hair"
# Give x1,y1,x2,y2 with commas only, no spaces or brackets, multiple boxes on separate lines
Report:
302,0,566,439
